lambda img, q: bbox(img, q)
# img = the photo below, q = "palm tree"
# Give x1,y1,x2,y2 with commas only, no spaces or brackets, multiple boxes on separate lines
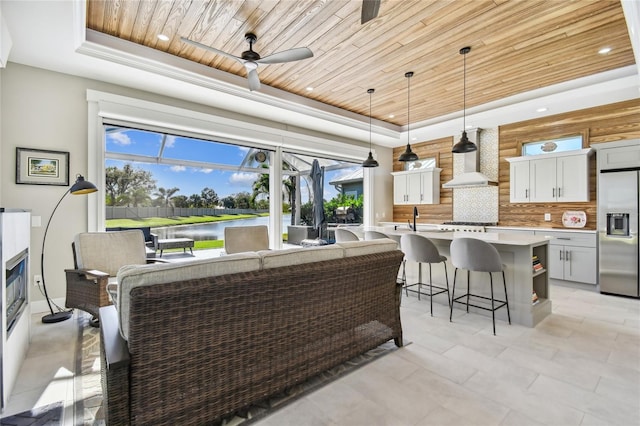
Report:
154,187,180,207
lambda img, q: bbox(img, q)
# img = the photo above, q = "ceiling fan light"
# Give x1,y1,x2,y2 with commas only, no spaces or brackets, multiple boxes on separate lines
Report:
451,130,477,153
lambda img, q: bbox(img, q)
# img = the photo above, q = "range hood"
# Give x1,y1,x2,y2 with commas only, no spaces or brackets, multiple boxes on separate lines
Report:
442,129,498,189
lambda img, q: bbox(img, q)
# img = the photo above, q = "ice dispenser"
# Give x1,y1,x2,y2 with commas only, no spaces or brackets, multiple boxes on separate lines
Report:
606,213,629,236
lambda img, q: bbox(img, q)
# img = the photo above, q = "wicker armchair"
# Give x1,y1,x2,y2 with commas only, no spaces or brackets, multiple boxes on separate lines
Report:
65,230,162,326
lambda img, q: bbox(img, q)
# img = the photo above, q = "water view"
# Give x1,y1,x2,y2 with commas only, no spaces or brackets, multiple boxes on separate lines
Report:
153,214,294,241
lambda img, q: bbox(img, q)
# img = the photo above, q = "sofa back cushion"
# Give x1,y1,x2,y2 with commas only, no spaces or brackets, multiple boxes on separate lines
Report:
74,230,147,276
259,245,343,269
336,239,399,257
224,225,269,254
117,252,261,340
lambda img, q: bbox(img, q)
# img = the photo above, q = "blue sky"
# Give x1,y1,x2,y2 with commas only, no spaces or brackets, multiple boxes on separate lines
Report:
105,128,350,201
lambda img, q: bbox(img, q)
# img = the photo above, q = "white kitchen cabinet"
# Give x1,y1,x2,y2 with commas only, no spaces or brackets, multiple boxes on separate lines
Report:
509,160,530,202
536,230,597,285
392,169,441,205
507,148,592,203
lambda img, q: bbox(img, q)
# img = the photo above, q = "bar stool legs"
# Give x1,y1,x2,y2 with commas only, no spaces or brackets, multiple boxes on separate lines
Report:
450,268,511,335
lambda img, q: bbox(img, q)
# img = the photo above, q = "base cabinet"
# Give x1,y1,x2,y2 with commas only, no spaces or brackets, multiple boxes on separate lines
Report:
537,230,597,285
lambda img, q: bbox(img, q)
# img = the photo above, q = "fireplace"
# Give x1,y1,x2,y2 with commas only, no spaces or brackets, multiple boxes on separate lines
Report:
5,249,28,334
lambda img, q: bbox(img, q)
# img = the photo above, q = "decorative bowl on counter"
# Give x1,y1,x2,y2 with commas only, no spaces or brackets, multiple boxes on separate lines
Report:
562,211,587,228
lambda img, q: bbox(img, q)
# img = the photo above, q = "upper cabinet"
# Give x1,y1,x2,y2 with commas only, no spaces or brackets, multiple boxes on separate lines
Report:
391,168,441,205
506,148,593,203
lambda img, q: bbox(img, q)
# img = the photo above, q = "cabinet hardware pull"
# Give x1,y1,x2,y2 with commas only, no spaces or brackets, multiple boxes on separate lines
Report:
552,188,556,197
558,187,561,197
559,250,563,260
525,189,528,198
557,237,571,240
566,250,570,261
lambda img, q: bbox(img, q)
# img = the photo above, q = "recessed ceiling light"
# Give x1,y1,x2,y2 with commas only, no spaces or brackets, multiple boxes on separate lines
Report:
465,124,473,129
536,107,548,112
598,47,612,55
306,87,314,91
388,114,395,118
411,137,417,141
157,34,170,41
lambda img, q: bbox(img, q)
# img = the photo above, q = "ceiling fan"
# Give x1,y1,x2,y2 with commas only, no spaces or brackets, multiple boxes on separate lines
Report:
361,0,381,24
181,33,313,92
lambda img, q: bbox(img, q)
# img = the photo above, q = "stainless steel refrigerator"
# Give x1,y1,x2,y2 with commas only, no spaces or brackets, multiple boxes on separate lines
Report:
598,170,639,297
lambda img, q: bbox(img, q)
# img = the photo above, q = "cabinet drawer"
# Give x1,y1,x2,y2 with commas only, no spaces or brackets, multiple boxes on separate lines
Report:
535,230,596,247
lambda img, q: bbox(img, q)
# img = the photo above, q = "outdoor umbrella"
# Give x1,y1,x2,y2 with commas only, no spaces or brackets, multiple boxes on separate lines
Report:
310,159,325,239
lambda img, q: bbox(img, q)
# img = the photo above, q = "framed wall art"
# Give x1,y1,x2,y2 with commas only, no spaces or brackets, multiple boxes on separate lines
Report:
16,148,70,186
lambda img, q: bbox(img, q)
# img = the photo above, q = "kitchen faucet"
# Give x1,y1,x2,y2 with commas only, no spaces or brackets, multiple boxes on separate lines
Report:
408,206,419,231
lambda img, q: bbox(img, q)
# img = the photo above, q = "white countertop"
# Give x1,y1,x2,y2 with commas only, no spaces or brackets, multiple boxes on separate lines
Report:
370,226,551,246
377,222,595,234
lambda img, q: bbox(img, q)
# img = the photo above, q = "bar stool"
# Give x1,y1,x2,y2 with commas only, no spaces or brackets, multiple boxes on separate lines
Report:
400,234,450,316
449,237,511,335
335,228,360,242
364,230,401,246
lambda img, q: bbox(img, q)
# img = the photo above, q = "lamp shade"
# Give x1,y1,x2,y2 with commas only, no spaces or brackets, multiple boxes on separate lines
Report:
451,130,478,153
70,174,98,195
398,144,418,162
362,151,379,167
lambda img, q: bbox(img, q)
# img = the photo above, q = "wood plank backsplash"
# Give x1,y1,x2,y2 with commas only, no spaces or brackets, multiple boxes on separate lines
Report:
392,98,640,229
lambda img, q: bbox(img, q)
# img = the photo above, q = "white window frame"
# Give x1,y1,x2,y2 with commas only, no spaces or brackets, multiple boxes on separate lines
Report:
87,90,373,248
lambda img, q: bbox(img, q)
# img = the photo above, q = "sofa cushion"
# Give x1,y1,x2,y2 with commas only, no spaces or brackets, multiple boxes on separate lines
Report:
336,239,399,257
116,252,261,340
259,245,344,269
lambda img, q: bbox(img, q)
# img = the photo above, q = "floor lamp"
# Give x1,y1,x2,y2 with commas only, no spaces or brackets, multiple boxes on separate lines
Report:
41,174,98,324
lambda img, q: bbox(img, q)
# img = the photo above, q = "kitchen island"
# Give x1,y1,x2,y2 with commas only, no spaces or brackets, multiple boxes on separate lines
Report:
372,227,552,327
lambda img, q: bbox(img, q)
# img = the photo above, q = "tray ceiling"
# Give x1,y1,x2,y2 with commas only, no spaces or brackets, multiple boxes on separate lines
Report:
87,0,635,127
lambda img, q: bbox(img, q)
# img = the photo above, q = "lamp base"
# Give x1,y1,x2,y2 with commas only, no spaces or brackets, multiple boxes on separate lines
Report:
42,310,73,324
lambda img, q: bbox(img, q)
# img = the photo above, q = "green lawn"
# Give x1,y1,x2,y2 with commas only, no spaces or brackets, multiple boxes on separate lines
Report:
106,213,269,228
106,214,286,252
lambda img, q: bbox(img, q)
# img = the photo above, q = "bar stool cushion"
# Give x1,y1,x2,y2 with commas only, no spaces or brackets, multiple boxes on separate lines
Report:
450,237,503,272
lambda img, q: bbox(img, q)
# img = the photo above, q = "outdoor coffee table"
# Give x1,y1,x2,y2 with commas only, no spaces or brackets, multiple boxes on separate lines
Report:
156,238,194,257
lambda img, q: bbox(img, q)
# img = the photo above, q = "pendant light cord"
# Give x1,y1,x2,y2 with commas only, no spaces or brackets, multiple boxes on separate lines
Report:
463,50,466,130
406,71,413,147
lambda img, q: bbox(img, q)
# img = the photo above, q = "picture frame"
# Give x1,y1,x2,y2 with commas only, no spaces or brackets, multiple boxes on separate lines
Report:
16,148,70,186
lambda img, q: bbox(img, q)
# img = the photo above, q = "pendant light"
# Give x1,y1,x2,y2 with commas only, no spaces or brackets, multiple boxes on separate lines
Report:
451,46,477,153
398,71,419,162
362,88,379,167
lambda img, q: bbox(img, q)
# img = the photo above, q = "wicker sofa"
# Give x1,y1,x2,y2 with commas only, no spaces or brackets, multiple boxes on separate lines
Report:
99,239,404,425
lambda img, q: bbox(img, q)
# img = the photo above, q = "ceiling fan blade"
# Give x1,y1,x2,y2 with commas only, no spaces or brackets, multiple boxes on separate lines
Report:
361,0,381,24
180,37,244,64
247,67,261,91
257,47,313,64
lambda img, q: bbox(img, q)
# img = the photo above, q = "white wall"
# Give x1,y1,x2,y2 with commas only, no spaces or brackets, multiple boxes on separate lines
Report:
0,63,394,309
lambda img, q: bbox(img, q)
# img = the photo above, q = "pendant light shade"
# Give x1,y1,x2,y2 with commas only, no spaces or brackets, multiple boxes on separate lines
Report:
398,71,419,162
452,46,478,153
362,88,379,168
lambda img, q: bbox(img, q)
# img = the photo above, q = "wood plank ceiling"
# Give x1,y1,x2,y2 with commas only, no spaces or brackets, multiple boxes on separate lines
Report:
86,0,634,127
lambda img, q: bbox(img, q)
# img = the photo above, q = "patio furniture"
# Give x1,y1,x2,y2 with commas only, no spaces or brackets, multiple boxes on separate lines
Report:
224,225,269,254
65,230,162,327
100,239,404,425
155,237,194,257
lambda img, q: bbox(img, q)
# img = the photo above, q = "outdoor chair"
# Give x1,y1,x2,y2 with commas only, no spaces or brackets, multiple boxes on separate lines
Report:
65,230,163,326
224,225,269,254
335,228,360,242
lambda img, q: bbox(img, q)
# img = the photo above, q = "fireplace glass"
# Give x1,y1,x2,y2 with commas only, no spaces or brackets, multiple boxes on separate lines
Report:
6,249,28,334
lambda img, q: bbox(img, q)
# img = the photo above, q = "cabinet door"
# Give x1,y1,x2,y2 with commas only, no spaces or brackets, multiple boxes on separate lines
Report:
565,246,597,284
530,157,556,202
510,161,530,203
557,155,589,202
406,173,422,205
548,245,565,280
419,171,440,204
393,174,408,205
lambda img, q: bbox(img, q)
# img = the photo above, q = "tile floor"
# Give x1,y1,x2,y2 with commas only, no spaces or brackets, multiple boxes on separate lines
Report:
3,281,639,425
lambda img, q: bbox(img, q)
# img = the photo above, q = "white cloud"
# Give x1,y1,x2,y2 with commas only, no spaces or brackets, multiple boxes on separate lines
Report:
170,165,186,172
198,168,213,174
164,135,177,148
229,172,257,185
108,132,132,146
